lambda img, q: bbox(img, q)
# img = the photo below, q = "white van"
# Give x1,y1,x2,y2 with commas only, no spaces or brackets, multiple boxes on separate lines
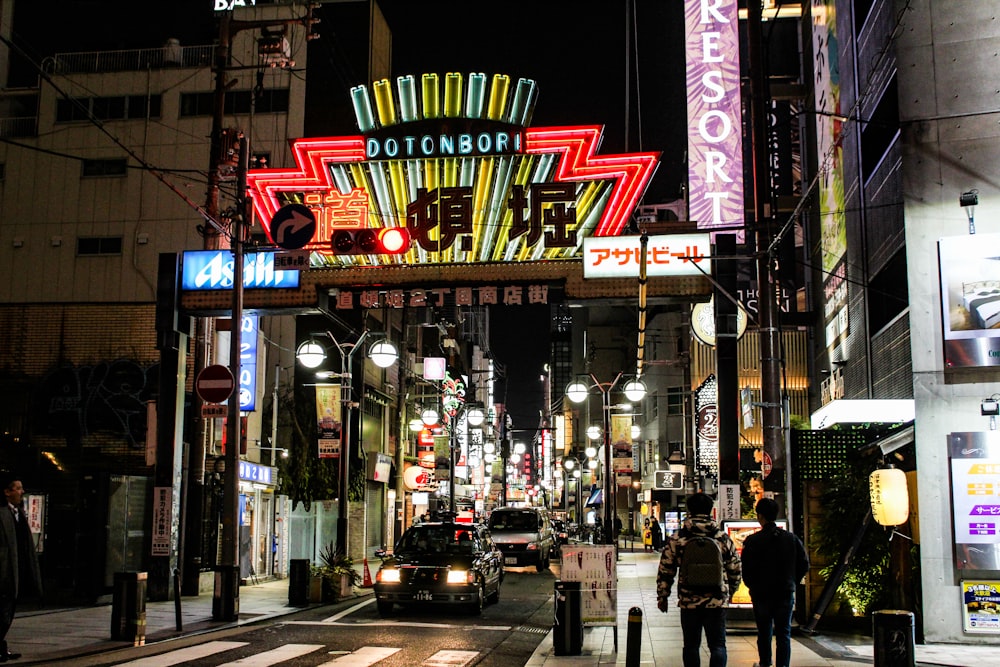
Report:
487,507,555,571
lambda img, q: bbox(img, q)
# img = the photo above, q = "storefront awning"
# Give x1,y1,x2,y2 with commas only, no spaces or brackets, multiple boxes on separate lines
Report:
810,399,914,430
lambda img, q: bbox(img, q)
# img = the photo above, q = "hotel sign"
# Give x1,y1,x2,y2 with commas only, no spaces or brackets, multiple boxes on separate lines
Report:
685,0,744,231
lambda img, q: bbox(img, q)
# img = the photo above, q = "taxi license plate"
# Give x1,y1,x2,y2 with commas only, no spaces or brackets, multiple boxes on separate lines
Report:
415,590,433,601
505,556,518,565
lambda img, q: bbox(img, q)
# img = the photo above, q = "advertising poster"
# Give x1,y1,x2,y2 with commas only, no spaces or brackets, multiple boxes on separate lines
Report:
938,234,1000,367
724,520,786,607
315,383,342,458
962,580,1000,633
949,432,1000,570
559,544,617,625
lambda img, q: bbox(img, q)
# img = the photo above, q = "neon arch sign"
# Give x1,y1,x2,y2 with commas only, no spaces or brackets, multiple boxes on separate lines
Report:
247,72,660,268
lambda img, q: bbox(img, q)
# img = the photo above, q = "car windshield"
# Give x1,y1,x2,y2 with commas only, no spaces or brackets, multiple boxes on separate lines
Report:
396,526,476,555
488,511,539,531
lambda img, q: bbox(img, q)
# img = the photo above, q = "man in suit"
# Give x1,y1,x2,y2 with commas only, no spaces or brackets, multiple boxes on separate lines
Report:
0,475,42,662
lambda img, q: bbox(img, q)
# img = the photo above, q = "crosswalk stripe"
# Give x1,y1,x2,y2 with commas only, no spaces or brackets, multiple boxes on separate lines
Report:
115,641,249,666
422,649,479,666
215,643,325,666
315,646,402,666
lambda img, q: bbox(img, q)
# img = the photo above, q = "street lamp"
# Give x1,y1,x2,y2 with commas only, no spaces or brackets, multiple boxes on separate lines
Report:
562,455,584,523
296,330,398,559
566,373,646,545
448,403,485,514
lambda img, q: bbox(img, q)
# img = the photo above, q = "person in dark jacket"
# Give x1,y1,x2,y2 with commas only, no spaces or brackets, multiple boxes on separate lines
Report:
0,475,42,662
740,498,809,667
656,493,742,667
650,517,663,551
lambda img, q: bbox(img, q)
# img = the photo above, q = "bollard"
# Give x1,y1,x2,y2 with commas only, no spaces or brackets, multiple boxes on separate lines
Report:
173,568,183,631
625,606,642,667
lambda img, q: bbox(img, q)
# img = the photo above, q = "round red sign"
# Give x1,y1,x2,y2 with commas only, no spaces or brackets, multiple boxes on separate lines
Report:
196,364,235,403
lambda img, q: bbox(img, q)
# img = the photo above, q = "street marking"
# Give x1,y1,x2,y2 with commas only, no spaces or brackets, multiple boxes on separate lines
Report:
115,641,248,665
288,619,512,631
316,646,402,665
321,598,375,622
216,643,324,666
423,649,479,666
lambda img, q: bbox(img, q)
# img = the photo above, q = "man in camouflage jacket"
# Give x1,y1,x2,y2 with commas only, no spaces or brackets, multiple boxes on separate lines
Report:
656,493,742,667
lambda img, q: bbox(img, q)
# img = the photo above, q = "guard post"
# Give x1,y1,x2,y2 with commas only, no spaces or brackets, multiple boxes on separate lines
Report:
626,606,642,666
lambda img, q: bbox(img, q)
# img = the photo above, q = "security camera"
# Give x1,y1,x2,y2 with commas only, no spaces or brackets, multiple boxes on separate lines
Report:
982,398,999,416
960,191,979,207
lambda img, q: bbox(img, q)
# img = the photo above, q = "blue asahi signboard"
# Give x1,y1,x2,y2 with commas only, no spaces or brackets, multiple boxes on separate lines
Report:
181,250,300,291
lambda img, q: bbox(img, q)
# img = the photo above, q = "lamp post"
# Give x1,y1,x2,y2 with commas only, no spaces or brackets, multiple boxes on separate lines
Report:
296,331,398,557
448,403,485,515
566,373,646,546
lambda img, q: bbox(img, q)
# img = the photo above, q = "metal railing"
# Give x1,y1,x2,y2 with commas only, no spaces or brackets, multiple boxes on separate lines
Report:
0,116,37,138
43,44,215,75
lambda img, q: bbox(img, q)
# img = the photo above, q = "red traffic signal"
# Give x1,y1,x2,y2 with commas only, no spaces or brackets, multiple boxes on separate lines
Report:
329,227,410,255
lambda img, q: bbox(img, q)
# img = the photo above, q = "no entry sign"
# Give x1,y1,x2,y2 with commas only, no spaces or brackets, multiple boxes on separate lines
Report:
196,364,235,404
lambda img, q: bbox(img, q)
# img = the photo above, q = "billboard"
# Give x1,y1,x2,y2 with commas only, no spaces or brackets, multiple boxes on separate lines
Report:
938,234,1000,367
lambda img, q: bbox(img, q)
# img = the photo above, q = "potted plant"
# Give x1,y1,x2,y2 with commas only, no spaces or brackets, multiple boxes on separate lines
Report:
315,542,361,602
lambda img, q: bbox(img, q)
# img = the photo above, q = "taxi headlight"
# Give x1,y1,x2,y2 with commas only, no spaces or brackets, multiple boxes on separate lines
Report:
447,569,473,584
377,568,400,583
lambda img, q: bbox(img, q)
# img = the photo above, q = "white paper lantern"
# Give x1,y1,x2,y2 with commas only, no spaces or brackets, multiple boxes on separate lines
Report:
870,467,909,526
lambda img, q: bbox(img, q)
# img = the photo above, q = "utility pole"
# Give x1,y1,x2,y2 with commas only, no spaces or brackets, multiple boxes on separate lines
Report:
177,3,320,608
746,1,785,508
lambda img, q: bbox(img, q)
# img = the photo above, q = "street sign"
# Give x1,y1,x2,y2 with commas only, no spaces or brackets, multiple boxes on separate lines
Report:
196,364,235,403
201,403,227,418
270,203,316,250
654,470,684,490
273,250,311,270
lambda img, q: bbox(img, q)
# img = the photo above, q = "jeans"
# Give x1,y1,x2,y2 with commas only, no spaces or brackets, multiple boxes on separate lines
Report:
751,592,795,667
679,606,727,667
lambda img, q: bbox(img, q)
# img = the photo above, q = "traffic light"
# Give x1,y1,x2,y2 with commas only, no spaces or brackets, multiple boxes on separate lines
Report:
329,227,410,255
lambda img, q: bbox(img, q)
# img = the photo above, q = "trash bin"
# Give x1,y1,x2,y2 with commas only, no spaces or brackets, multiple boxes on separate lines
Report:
289,559,311,607
873,609,916,667
553,580,583,656
111,571,147,646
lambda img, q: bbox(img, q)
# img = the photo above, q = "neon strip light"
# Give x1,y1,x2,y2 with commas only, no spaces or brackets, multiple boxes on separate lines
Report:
524,126,658,237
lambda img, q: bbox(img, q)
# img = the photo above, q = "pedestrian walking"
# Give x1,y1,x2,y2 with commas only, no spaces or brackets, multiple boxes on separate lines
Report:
0,474,42,661
656,493,741,667
740,497,809,667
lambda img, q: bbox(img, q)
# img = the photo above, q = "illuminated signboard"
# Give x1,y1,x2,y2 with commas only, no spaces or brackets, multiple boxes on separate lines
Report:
181,250,300,290
938,233,1000,368
582,233,711,279
239,314,258,411
685,0,744,232
247,73,660,268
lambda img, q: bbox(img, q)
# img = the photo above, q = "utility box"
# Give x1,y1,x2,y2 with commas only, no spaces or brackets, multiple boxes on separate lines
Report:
553,580,583,655
289,559,311,606
110,571,147,646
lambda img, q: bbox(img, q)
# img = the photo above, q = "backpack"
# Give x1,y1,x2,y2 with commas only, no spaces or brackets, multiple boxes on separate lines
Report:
678,531,725,592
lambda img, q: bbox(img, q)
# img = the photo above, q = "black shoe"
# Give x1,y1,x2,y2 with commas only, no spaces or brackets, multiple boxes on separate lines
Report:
1,650,21,661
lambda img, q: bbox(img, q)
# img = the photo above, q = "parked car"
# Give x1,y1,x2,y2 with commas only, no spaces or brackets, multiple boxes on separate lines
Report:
373,520,503,617
487,506,556,571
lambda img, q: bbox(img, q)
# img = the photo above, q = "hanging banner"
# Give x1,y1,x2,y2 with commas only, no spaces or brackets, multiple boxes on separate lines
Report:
316,384,342,459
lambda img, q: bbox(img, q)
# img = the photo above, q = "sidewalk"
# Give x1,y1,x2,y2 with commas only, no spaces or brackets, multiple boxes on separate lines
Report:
4,550,993,666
